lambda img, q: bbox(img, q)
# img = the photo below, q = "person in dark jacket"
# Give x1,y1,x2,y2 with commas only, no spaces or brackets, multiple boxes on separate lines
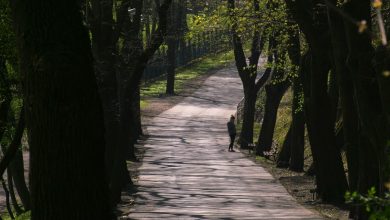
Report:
227,115,236,152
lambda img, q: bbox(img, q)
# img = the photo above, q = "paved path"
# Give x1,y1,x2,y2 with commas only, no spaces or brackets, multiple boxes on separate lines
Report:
128,66,322,219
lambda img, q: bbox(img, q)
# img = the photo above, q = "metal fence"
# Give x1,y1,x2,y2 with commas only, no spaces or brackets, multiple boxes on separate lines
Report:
143,30,231,82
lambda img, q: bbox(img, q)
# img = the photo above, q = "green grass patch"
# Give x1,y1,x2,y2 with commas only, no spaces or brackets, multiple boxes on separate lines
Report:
273,88,293,146
140,99,148,109
1,211,31,220
141,50,234,98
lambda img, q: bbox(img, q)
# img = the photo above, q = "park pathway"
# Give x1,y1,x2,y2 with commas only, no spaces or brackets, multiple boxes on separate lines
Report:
128,66,322,219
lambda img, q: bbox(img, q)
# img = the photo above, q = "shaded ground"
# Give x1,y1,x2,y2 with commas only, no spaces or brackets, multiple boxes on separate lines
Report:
119,66,322,219
239,152,350,220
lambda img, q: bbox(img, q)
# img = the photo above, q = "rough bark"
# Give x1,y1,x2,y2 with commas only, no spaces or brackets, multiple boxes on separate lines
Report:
9,0,112,218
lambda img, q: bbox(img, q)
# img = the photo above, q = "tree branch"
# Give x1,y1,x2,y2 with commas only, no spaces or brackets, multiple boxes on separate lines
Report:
227,0,248,81
254,40,274,92
284,0,318,44
112,0,131,44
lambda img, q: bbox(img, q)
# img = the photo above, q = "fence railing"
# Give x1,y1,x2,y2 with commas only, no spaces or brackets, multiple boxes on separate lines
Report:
143,30,231,82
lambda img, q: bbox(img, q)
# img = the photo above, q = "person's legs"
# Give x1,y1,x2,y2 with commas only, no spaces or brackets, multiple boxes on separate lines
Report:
229,134,235,151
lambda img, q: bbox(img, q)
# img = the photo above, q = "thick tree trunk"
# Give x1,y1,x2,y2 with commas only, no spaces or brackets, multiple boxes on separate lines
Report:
289,79,305,172
89,0,126,206
327,2,359,193
240,85,257,147
286,26,305,172
256,81,289,155
307,49,348,203
276,126,291,168
285,0,349,203
10,1,112,218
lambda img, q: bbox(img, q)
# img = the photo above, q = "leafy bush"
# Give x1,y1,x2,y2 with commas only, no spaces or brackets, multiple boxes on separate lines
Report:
345,187,390,220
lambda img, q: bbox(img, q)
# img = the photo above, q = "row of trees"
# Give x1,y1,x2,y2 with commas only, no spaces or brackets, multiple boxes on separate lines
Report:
195,0,390,219
1,0,230,218
0,0,187,219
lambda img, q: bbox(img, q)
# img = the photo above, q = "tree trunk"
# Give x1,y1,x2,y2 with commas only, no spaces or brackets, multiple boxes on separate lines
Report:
0,57,11,140
89,0,125,206
343,1,389,217
166,2,179,95
276,126,291,168
289,78,305,172
240,85,257,147
284,1,349,203
256,81,289,155
132,84,143,138
7,169,23,215
306,48,348,203
326,2,359,193
10,1,112,218
286,26,305,172
9,149,31,210
166,36,177,95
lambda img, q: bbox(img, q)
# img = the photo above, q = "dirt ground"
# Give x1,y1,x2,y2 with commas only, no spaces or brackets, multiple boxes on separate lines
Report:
122,65,350,220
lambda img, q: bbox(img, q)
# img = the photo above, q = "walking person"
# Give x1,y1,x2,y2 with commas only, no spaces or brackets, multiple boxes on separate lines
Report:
227,115,236,152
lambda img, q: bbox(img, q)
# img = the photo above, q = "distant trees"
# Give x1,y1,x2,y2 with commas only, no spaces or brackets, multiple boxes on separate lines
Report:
88,0,172,205
166,0,188,95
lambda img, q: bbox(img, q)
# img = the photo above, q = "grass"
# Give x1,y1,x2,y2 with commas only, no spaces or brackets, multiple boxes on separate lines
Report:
141,50,234,99
273,88,293,146
1,211,30,220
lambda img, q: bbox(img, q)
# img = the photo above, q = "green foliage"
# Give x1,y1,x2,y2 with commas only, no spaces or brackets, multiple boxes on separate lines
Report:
190,0,302,89
0,0,24,151
0,0,17,61
1,211,31,220
345,187,390,220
